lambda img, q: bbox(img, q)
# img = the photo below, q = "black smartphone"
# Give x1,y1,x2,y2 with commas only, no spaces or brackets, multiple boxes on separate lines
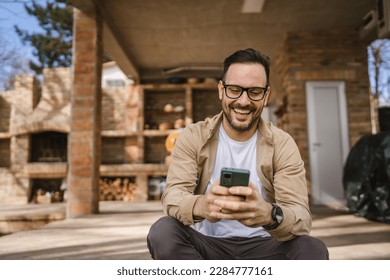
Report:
220,167,250,187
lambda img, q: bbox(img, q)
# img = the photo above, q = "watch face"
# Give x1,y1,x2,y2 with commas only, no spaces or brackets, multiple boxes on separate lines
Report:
275,205,284,223
263,204,284,230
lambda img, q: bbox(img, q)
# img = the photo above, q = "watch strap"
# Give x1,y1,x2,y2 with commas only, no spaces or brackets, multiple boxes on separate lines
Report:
263,203,282,230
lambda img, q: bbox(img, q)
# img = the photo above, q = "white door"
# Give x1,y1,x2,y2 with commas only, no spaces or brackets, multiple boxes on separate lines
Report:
306,81,349,205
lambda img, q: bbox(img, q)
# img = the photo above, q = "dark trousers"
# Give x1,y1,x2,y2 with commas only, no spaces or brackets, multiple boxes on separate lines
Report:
147,216,329,260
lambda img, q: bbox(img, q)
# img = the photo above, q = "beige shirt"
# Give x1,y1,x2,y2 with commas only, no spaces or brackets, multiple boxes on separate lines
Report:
162,112,312,241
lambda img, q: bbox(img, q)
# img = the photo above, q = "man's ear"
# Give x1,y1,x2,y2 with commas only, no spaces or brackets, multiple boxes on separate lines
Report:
264,86,271,106
218,80,224,100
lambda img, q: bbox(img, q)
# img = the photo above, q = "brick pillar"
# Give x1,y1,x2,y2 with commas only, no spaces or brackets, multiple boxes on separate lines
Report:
67,8,102,217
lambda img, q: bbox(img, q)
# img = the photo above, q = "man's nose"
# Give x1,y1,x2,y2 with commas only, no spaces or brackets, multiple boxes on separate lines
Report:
237,90,251,104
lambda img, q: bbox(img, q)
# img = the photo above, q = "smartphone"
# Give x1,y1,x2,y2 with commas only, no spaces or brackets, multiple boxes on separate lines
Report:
220,167,250,187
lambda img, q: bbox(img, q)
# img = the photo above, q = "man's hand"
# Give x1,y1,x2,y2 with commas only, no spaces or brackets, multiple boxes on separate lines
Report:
210,182,274,227
193,181,244,223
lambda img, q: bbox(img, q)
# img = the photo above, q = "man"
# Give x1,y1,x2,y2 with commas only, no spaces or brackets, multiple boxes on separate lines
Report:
147,48,329,260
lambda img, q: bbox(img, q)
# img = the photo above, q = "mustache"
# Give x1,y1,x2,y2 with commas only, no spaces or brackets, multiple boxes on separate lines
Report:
231,105,255,111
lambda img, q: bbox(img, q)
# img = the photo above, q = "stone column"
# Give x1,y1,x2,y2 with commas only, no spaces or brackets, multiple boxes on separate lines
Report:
67,7,102,217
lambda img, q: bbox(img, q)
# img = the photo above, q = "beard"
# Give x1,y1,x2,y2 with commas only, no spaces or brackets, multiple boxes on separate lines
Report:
222,103,261,132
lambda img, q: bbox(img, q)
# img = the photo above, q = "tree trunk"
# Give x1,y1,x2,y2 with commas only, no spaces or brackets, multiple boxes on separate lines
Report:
370,92,379,134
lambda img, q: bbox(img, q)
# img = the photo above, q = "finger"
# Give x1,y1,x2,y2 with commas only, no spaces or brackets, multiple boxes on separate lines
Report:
228,186,253,197
211,210,254,221
211,185,231,195
210,204,221,213
214,199,249,212
220,208,234,214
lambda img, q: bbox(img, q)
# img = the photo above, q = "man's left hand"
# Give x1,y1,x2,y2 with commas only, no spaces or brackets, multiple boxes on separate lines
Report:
211,182,273,227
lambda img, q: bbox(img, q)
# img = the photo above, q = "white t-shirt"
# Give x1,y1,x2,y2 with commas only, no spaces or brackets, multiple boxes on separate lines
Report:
193,125,270,238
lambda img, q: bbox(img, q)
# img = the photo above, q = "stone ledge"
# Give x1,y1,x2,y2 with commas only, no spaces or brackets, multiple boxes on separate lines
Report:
16,163,168,178
100,164,168,177
0,203,65,236
19,163,67,178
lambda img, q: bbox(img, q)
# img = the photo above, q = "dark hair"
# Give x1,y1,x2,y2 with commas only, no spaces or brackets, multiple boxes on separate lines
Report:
222,48,270,85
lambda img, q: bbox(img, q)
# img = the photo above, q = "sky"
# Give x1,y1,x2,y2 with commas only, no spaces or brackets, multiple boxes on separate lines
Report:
0,0,46,89
0,0,44,61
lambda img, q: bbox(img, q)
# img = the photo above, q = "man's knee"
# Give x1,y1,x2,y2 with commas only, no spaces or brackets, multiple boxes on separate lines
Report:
291,235,329,260
147,216,185,259
149,216,169,235
148,216,179,243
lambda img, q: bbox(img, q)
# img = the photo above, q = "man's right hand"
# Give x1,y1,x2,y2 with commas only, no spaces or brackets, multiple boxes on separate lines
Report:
193,182,245,223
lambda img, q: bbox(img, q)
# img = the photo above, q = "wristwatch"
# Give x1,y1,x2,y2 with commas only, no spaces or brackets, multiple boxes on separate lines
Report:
263,203,284,230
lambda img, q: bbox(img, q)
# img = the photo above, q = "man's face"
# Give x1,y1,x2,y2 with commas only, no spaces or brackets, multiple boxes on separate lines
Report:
218,63,270,133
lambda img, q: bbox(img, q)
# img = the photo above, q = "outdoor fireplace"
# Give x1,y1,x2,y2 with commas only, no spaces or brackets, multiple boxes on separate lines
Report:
29,131,67,163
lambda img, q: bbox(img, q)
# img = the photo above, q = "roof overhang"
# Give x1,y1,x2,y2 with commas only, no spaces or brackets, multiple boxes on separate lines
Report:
70,0,376,83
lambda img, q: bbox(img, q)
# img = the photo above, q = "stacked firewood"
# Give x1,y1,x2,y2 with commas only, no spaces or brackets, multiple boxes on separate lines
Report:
99,178,138,201
35,189,64,204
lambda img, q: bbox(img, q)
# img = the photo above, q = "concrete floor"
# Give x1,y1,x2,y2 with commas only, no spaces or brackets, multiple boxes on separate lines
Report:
0,201,389,260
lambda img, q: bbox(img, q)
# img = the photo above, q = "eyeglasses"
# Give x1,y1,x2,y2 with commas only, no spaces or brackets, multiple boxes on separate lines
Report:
222,81,268,101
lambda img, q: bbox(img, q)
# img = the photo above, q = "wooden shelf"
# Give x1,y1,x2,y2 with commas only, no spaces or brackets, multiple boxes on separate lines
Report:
0,132,11,139
143,129,177,137
101,130,138,137
146,109,185,114
132,83,220,177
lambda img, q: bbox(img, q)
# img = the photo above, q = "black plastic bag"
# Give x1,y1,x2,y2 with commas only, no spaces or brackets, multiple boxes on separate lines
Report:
343,132,390,223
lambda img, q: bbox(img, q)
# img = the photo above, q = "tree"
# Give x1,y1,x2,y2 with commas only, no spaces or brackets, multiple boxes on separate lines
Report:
368,39,390,105
367,39,390,133
14,0,73,75
0,34,30,91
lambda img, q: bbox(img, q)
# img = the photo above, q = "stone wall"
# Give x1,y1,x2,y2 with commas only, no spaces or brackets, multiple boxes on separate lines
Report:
0,60,140,204
0,95,11,132
0,75,37,204
12,68,70,135
0,169,12,202
9,75,40,133
0,139,10,167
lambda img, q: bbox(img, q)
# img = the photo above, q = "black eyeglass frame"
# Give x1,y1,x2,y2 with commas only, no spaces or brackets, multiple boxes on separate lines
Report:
221,81,268,101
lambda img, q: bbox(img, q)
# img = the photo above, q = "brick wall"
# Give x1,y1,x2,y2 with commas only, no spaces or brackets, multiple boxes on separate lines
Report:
101,137,126,164
192,88,221,122
273,30,372,192
144,136,167,164
102,85,139,133
102,88,128,131
67,8,102,217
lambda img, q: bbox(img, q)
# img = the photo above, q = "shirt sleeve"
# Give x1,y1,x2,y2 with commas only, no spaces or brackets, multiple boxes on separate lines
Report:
161,126,203,225
267,132,312,241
